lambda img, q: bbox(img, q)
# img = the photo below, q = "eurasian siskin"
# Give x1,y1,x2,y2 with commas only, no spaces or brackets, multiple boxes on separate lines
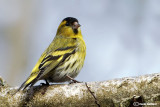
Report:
15,17,86,93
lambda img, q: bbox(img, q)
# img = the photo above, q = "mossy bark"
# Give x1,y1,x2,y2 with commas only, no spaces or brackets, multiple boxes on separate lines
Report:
0,73,160,107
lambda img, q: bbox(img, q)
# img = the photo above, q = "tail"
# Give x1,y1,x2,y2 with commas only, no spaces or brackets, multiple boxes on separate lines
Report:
12,72,41,96
11,79,31,96
12,77,37,96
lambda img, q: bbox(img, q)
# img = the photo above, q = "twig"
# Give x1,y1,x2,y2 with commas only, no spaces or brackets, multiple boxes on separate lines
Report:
85,82,100,107
66,75,100,107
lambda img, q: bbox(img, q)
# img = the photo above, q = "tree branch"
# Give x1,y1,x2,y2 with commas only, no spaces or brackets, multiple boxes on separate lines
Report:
0,73,160,107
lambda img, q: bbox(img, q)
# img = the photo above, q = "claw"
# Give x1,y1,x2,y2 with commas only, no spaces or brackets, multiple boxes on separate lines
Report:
41,80,49,86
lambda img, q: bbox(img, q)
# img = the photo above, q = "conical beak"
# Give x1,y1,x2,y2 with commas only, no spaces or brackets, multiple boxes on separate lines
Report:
72,22,81,30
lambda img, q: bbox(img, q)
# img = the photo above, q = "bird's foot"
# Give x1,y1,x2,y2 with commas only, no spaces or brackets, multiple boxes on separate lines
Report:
66,75,81,83
41,80,49,86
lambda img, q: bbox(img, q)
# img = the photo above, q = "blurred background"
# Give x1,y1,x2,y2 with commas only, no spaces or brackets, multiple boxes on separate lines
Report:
1,0,160,86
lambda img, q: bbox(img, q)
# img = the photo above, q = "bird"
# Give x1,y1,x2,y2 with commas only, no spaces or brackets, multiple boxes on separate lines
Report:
14,17,86,94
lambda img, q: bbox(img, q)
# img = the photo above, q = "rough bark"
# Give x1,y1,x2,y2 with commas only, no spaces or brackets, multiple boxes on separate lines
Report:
0,73,160,107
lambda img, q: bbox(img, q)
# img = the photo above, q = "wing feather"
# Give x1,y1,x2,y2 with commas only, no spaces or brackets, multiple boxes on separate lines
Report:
17,37,77,91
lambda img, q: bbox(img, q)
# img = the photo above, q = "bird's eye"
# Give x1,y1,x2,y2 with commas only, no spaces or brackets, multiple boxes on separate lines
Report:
66,22,70,26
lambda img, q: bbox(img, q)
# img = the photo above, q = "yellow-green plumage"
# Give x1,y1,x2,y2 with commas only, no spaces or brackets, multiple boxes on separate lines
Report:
15,17,86,93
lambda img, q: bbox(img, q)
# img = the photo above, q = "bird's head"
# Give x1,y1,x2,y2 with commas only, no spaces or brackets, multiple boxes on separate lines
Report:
56,17,81,37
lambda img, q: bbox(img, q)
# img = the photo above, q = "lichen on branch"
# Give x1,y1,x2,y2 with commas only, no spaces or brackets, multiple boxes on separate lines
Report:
0,73,160,107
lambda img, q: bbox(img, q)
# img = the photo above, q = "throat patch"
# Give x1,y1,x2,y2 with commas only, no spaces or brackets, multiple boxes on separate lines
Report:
73,29,78,34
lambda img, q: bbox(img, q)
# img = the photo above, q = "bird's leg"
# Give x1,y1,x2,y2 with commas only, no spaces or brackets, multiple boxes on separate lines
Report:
41,79,49,86
45,79,49,85
66,75,81,83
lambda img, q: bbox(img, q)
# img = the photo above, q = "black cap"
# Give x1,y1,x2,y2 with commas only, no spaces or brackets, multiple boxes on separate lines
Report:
63,17,79,24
